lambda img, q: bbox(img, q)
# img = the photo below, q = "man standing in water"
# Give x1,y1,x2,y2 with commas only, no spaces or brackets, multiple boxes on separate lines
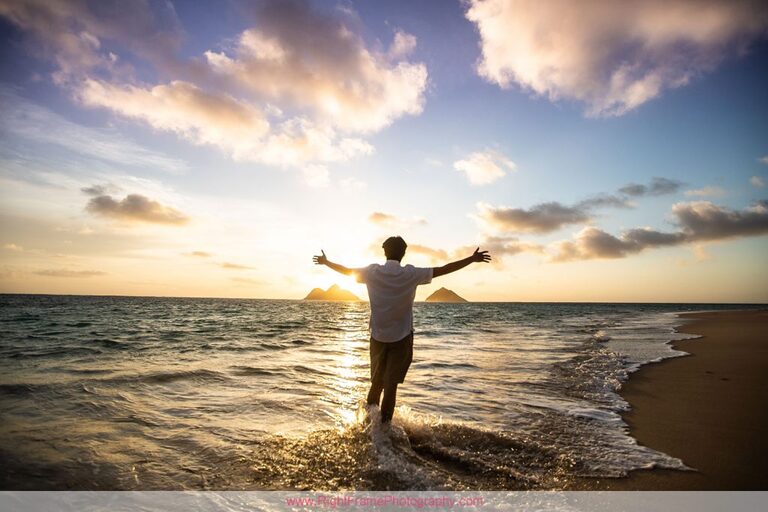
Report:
313,237,491,425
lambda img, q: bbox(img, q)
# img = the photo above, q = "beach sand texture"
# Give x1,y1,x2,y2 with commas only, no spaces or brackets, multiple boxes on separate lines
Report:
582,309,768,490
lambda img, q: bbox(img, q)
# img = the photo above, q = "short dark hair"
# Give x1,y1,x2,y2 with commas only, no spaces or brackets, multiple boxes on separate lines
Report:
382,236,407,261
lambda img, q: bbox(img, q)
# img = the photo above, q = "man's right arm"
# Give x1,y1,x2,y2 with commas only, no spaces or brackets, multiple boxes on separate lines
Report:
432,248,491,278
313,250,355,276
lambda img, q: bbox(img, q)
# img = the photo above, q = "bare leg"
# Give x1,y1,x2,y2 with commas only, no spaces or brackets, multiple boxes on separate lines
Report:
367,382,383,406
380,383,398,423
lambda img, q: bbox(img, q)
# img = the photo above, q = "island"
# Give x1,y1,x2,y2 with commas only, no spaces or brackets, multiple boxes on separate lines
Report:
424,287,468,303
304,284,361,301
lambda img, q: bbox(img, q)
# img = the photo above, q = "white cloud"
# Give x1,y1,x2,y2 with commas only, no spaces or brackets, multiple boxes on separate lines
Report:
0,88,187,174
466,0,768,116
0,0,425,170
77,79,373,166
339,177,367,191
454,150,515,185
751,175,766,188
759,156,768,165
388,30,418,60
685,186,726,197
202,4,427,133
78,79,269,156
302,165,330,188
368,211,428,228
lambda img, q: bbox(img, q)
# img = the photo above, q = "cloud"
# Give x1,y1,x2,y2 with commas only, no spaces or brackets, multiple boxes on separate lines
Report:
0,89,187,174
85,193,189,225
388,30,418,60
33,269,106,278
433,236,543,270
476,177,679,234
618,177,683,197
760,156,768,165
576,194,633,210
407,244,449,262
81,183,121,197
368,211,428,228
3,243,23,251
187,251,212,258
221,262,253,270
551,200,768,261
0,0,426,169
454,150,516,185
77,80,374,166
456,236,543,267
475,201,591,234
202,1,427,133
77,79,271,157
477,235,544,257
339,177,367,191
0,0,183,83
369,212,398,225
673,200,768,241
302,165,330,187
751,175,766,188
685,186,726,197
466,0,768,116
407,236,542,266
551,226,686,261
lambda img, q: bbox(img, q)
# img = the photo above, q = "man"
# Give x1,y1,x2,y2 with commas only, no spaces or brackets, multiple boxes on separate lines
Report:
313,236,491,425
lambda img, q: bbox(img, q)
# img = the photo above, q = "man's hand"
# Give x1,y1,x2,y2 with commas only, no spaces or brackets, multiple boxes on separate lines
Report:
313,250,328,266
471,247,491,263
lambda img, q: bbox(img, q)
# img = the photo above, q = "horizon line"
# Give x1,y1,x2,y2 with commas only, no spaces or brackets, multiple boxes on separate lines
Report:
0,292,765,306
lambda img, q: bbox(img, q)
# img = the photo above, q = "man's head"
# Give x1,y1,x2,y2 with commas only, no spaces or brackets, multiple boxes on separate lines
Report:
382,236,407,262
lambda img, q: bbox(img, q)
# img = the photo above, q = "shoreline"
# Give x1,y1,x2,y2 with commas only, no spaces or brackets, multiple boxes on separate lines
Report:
574,309,768,490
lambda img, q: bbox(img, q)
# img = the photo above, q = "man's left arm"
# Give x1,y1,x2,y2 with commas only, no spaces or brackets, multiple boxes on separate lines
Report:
432,247,491,278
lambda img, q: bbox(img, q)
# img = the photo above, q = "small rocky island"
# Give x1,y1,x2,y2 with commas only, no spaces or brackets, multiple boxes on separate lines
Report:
424,287,468,303
304,284,361,301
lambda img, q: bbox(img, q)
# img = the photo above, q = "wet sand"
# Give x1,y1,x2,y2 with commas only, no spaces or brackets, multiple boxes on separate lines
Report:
576,309,768,490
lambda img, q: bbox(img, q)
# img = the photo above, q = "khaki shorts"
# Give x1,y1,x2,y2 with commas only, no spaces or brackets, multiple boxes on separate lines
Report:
370,332,413,387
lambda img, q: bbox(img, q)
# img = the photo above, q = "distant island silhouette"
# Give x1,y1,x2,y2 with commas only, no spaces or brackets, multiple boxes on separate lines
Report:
425,287,468,303
304,284,360,301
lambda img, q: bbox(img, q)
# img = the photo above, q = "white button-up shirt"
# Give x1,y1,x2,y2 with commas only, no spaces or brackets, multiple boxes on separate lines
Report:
355,260,433,342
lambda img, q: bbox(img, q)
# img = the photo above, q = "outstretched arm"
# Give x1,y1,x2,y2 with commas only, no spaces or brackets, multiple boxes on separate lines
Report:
432,247,491,278
313,250,354,276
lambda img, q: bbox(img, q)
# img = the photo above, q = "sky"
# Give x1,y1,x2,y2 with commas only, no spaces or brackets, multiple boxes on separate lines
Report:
1,0,767,303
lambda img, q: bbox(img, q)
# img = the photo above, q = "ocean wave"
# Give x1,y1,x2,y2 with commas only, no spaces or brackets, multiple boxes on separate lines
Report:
229,366,280,377
105,368,232,386
416,362,479,370
8,347,104,358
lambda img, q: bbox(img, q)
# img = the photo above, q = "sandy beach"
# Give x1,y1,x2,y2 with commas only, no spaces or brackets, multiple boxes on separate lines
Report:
577,309,768,490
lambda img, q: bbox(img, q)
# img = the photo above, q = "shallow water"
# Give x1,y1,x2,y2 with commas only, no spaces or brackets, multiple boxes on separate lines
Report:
0,295,750,490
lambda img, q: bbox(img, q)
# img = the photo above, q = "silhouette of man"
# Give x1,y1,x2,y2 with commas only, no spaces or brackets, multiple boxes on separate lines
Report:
313,236,491,424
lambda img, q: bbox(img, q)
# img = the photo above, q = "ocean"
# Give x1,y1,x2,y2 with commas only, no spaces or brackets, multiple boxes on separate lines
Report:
0,295,751,490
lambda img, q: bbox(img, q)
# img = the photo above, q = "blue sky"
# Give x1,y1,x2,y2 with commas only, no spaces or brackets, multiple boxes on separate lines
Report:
1,0,767,301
